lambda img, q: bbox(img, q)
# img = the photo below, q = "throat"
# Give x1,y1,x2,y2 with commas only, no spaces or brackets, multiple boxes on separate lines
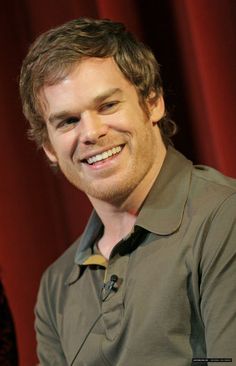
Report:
97,215,136,259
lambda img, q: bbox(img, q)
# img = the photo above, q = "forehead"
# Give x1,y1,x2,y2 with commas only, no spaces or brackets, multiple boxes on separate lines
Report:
40,57,137,116
43,58,132,99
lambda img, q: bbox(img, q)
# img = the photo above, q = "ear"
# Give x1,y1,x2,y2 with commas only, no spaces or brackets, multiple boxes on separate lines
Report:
147,93,165,124
42,141,58,164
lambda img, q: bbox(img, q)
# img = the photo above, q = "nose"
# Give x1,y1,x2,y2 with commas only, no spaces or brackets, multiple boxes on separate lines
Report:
79,112,108,144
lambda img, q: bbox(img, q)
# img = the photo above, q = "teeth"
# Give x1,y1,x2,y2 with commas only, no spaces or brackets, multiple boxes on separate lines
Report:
87,146,122,164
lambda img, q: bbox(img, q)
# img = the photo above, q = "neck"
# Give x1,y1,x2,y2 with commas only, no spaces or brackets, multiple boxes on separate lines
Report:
91,207,137,259
89,142,167,258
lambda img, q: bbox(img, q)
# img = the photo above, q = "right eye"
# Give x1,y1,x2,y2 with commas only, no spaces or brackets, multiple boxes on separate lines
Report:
57,116,80,129
64,117,80,125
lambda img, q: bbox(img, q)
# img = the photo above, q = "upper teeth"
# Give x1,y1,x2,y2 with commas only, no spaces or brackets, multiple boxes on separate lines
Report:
87,146,122,164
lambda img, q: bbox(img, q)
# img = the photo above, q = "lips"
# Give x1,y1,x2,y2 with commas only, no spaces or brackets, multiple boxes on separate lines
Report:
86,145,122,165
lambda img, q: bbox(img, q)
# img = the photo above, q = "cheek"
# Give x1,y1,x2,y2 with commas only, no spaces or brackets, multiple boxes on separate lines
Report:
50,132,78,160
105,106,141,131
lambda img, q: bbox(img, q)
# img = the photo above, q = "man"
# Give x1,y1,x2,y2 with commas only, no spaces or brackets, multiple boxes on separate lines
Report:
19,18,236,366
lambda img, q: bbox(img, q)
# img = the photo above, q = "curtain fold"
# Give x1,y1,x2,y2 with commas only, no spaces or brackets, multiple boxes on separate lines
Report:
96,0,144,38
172,0,236,176
0,1,235,364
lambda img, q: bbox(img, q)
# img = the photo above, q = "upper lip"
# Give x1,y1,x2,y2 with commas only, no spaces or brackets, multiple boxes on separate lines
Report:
80,144,124,162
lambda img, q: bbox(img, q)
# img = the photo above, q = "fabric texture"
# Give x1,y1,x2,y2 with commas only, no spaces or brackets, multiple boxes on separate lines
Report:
0,280,18,366
35,147,236,366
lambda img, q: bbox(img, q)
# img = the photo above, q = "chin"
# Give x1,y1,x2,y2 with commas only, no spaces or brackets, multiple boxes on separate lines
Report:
85,180,140,205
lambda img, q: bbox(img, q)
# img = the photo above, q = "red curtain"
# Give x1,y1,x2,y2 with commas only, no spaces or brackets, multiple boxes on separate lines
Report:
172,0,236,176
0,1,235,364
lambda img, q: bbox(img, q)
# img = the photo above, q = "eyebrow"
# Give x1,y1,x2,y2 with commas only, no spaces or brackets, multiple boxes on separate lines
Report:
48,87,123,125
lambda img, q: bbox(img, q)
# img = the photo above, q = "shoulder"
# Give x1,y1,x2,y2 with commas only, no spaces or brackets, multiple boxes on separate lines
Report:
192,164,236,190
36,238,81,324
186,165,236,260
189,164,236,210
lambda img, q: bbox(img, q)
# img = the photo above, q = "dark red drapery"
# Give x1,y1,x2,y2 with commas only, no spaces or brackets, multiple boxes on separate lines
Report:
0,1,235,364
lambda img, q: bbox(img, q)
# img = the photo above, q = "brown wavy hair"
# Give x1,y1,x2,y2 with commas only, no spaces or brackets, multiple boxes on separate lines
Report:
19,17,177,147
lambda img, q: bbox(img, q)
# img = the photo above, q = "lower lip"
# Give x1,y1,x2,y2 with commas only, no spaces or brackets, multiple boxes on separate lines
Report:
85,148,124,170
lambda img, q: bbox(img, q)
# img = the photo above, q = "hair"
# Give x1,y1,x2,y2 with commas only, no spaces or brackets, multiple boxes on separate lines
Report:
19,17,177,147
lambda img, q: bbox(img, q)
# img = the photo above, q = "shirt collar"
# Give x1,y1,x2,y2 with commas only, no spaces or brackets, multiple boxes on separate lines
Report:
71,146,192,271
74,210,103,265
136,146,192,235
66,211,104,285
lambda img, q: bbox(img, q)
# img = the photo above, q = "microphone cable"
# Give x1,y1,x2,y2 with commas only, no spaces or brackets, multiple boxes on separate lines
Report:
70,274,118,365
70,312,102,366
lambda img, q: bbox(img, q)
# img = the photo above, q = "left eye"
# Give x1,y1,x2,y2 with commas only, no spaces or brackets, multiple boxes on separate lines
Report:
99,101,119,112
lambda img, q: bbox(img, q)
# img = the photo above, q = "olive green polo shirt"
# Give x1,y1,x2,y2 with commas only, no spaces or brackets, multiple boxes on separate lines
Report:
35,147,236,366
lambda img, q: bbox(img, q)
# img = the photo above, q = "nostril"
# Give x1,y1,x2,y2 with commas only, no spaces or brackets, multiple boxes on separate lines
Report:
81,129,108,145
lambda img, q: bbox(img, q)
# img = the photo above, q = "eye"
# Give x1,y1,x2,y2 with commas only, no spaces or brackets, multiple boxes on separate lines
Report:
57,116,80,129
99,101,119,113
64,116,80,125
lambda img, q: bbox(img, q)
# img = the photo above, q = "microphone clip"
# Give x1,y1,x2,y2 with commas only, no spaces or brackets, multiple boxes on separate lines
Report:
101,274,119,302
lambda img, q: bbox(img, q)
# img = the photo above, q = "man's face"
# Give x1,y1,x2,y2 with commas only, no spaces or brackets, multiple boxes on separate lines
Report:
42,57,165,204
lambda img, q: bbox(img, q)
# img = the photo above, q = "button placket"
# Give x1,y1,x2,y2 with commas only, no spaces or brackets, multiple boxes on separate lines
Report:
101,254,129,341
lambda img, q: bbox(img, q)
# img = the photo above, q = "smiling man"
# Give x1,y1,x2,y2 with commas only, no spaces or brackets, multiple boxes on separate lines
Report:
42,57,166,213
20,18,236,366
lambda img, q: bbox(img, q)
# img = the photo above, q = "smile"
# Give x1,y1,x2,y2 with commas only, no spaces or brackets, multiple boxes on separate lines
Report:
87,146,122,165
